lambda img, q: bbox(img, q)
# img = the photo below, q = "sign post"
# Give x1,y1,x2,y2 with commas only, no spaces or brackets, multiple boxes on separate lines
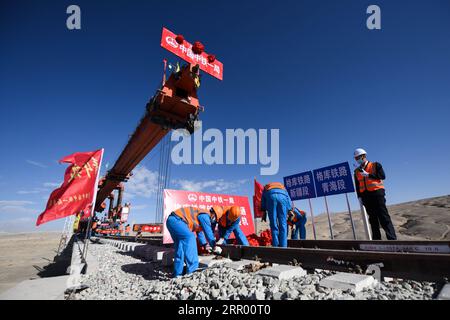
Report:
313,162,355,241
323,196,334,239
307,198,317,240
359,200,372,240
345,193,357,240
283,171,317,240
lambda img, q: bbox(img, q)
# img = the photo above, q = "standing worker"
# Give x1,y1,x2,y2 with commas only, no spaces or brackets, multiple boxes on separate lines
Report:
210,206,249,246
287,208,307,240
125,224,131,236
353,148,397,240
261,182,292,247
73,212,81,234
166,206,221,277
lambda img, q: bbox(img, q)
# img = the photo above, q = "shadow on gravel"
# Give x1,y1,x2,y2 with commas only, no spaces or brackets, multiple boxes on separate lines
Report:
121,263,171,281
35,235,75,278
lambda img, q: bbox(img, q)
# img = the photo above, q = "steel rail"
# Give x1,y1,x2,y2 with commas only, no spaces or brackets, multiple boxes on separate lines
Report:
288,240,450,254
221,245,450,282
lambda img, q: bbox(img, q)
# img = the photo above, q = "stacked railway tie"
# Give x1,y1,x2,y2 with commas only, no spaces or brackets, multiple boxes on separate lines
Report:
68,235,450,300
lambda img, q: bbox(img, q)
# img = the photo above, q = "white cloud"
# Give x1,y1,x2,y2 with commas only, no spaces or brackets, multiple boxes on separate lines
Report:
0,200,34,206
0,217,62,233
126,166,159,198
43,182,60,188
0,201,63,232
26,160,48,168
124,165,248,199
17,182,61,195
0,200,36,216
173,178,248,193
130,204,148,211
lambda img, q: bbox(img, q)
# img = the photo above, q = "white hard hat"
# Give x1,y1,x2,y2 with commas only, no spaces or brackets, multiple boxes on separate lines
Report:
354,148,367,158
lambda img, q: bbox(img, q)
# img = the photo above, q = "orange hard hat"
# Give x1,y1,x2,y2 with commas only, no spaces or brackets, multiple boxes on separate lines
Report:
210,205,224,220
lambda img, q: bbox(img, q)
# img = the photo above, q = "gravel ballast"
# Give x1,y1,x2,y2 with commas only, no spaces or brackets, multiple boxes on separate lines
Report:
68,242,439,300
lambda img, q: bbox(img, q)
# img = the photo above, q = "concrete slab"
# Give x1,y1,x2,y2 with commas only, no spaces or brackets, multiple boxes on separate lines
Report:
224,259,259,271
437,284,450,300
0,276,70,300
198,255,232,268
319,273,376,292
84,252,99,275
256,264,307,280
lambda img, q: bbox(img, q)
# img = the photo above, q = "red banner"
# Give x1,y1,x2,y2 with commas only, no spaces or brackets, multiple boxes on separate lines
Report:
36,149,103,226
160,27,223,81
253,179,265,218
133,224,162,233
163,189,254,244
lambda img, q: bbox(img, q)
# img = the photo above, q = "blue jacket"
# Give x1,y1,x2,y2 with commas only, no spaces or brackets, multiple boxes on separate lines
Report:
196,213,216,247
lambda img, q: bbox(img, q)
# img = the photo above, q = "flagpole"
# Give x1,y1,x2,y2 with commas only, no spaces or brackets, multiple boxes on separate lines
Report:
82,148,104,261
253,177,258,234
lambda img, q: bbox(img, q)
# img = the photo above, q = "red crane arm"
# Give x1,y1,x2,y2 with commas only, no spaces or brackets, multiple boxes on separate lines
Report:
95,64,201,211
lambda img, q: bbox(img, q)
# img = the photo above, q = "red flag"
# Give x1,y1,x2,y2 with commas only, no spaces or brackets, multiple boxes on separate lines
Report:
253,179,265,218
36,149,103,226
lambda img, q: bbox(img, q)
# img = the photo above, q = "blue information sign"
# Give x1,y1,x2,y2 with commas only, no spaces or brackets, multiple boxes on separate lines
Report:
312,162,355,197
283,171,316,200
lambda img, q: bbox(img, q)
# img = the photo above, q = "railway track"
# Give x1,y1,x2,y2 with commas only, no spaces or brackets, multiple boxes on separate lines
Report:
98,235,450,282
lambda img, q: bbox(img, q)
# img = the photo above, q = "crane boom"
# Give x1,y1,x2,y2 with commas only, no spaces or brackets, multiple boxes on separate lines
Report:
95,64,201,211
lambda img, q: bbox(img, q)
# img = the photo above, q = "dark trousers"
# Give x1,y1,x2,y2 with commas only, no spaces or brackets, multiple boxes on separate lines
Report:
361,192,397,240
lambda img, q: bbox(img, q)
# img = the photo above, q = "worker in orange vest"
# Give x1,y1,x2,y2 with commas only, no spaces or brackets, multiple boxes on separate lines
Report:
166,206,221,277
261,182,292,247
209,206,249,246
287,208,307,240
353,148,397,240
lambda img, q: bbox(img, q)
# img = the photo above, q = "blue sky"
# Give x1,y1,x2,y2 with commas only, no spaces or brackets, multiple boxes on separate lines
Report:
1,0,449,232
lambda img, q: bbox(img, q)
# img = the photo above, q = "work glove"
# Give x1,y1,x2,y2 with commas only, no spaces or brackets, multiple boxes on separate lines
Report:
213,246,222,255
204,244,213,253
216,238,225,245
360,169,369,177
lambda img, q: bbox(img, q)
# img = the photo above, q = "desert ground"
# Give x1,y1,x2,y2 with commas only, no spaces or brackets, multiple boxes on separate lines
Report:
0,195,449,295
0,232,61,294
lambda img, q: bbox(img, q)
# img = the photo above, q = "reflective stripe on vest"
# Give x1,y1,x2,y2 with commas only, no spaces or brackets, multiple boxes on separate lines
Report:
265,182,285,191
219,206,241,228
355,161,384,193
173,207,202,232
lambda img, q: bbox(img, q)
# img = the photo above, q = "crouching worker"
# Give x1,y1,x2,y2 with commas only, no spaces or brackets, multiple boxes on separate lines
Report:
210,206,249,246
166,206,221,277
288,208,307,240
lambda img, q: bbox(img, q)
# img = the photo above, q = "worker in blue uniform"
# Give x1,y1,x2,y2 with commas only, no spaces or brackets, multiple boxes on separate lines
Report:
165,206,221,277
261,182,292,247
288,208,307,240
210,206,249,246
